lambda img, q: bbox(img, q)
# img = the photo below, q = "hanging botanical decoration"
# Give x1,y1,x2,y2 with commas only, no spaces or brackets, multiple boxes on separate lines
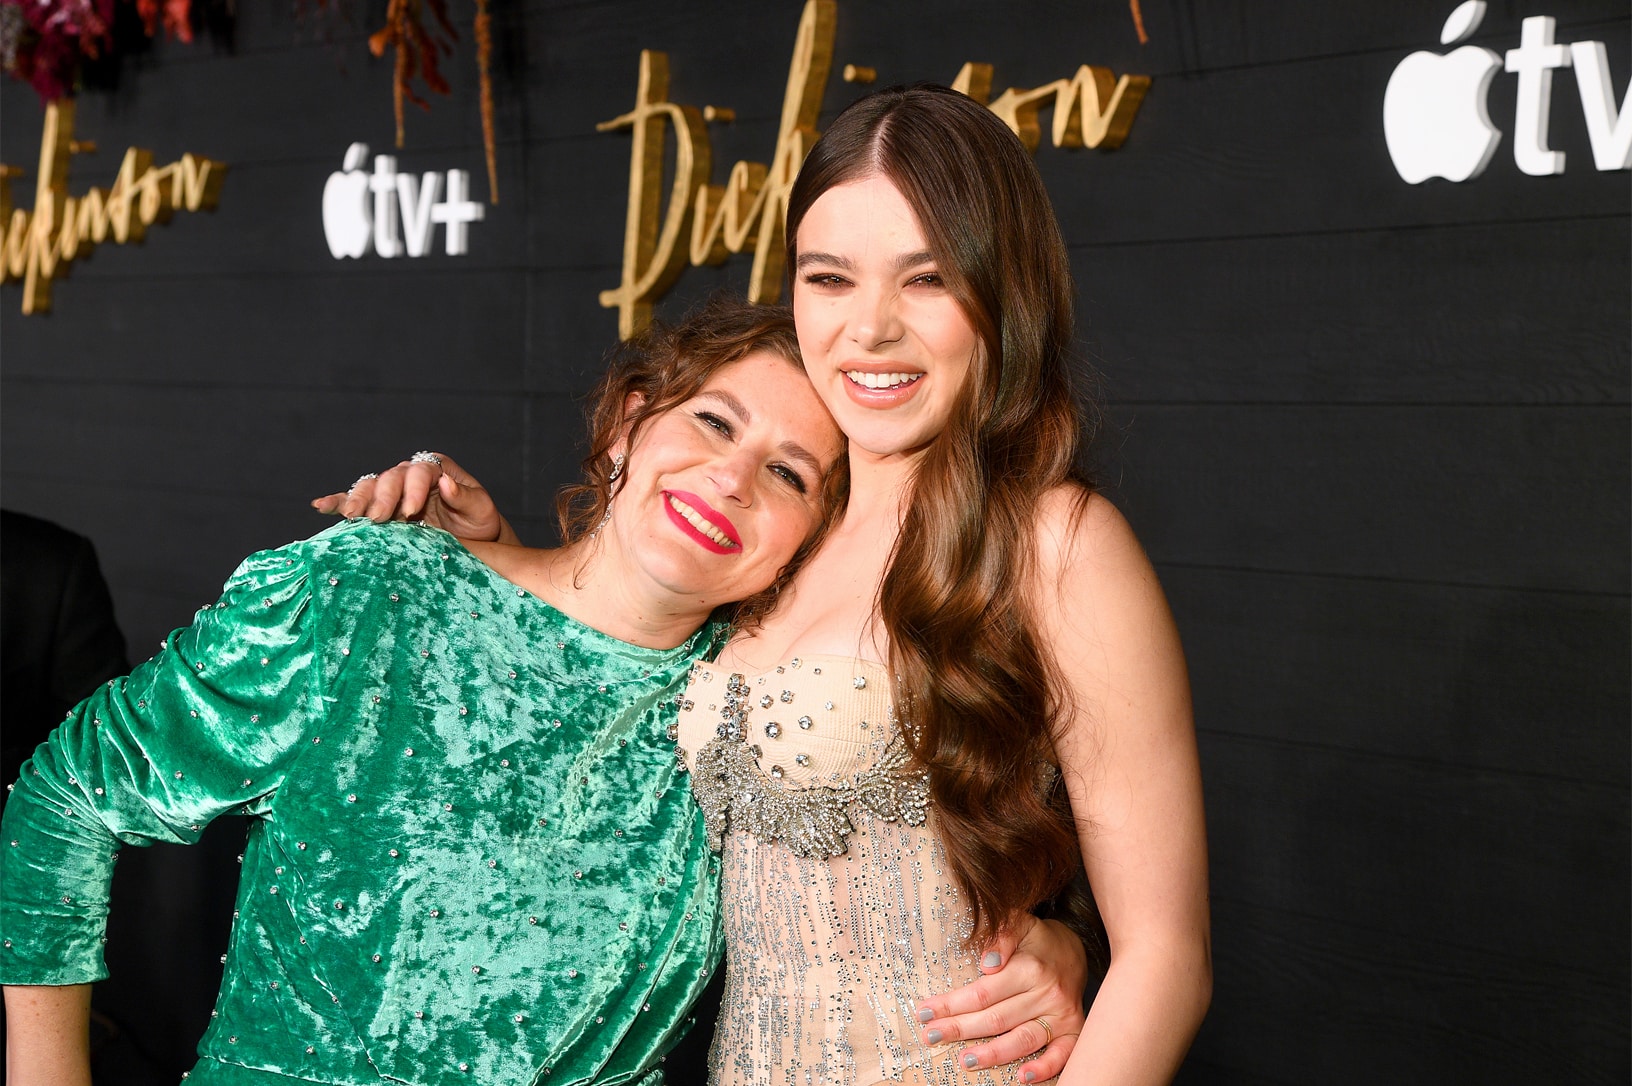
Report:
362,0,499,204
368,0,453,148
136,0,193,42
2,0,501,204
1,0,116,102
0,0,218,101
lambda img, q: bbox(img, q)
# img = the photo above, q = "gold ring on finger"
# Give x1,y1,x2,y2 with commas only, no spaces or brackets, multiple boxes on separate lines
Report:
1035,1015,1053,1043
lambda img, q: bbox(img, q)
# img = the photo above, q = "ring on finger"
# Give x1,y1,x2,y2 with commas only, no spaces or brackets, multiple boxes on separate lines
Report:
348,472,380,494
409,450,444,475
1034,1016,1053,1044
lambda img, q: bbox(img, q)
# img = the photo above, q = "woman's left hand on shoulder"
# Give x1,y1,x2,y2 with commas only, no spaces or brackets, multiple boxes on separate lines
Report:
914,913,1088,1082
310,452,516,544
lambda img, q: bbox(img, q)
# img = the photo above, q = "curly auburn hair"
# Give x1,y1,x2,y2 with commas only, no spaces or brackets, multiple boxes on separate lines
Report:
557,294,849,629
786,84,1101,948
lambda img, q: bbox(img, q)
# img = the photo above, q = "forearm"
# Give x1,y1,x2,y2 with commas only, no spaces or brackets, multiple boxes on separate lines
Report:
4,983,93,1086
0,749,121,987
1057,938,1212,1086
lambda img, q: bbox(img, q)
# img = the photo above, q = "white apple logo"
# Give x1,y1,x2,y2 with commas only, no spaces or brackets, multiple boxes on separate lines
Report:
1384,2,1503,183
322,143,373,259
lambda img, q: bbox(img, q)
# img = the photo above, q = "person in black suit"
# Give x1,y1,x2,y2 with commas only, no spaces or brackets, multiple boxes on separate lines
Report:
2,509,129,805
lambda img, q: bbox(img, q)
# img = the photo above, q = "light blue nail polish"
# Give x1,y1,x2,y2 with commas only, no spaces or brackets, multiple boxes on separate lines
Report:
926,1029,944,1044
917,1007,934,1024
1023,1071,1036,1083
982,951,1003,968
963,1053,978,1069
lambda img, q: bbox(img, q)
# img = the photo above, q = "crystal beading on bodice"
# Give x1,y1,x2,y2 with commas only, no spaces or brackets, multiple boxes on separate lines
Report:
673,655,1047,1086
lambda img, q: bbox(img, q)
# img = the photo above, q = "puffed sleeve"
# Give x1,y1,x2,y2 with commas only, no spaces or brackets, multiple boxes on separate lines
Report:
0,542,326,985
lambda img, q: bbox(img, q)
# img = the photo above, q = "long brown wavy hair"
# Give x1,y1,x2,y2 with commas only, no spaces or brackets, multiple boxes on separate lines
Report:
786,85,1099,946
557,293,849,630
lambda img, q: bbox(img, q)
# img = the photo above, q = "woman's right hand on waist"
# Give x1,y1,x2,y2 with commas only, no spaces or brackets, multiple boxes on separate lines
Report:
310,452,515,544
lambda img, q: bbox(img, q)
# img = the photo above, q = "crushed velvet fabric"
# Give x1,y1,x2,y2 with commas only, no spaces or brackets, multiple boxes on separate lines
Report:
0,520,725,1086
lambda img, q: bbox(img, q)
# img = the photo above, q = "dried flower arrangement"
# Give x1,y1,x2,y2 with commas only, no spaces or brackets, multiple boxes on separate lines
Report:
363,0,498,203
2,0,501,204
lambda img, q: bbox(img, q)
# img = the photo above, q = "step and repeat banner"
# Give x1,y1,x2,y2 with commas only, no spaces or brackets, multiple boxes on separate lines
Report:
1,2,1626,1083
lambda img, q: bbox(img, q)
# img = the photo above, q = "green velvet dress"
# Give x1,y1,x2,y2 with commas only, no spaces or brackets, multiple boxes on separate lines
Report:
0,520,726,1086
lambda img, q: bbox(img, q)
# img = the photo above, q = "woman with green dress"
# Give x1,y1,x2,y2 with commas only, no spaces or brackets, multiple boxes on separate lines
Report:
0,301,843,1086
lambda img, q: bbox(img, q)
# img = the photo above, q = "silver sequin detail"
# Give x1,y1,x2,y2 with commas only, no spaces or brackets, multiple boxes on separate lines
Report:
689,674,929,857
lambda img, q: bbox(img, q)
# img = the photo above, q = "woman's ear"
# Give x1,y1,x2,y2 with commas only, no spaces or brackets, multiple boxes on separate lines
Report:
613,393,646,458
609,392,646,485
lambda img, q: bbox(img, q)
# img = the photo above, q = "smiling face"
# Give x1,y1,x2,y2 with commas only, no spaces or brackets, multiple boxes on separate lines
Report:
791,175,984,463
603,350,844,611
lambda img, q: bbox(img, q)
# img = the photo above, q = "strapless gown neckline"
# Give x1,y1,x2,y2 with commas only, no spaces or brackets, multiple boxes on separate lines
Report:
673,653,1049,1085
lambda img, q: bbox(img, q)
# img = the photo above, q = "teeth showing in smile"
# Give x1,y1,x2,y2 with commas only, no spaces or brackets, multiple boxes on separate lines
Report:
667,495,738,549
844,371,922,390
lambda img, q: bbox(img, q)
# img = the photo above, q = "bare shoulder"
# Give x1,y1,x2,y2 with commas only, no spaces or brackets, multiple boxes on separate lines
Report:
1029,484,1184,702
463,538,546,584
1032,485,1153,596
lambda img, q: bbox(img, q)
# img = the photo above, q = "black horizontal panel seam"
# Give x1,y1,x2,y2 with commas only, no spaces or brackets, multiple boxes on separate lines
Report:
1150,559,1632,599
0,469,530,507
1208,891,1632,984
1170,1058,1303,1086
0,267,536,286
1067,211,1631,253
185,135,537,171
1197,726,1632,793
2,264,554,286
58,6,521,67
1144,16,1627,80
1111,400,1632,409
0,376,526,397
0,470,338,504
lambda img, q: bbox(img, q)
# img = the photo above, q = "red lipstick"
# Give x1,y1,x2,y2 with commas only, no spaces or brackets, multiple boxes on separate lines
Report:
663,490,742,554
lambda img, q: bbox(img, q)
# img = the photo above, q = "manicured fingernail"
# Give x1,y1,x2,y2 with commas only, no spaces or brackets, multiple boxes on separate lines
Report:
926,1029,944,1044
963,1053,979,1069
1022,1071,1036,1083
982,951,1003,968
917,1007,934,1023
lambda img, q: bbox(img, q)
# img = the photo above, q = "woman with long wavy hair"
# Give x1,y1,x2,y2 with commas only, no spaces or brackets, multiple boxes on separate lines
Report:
336,84,1210,1085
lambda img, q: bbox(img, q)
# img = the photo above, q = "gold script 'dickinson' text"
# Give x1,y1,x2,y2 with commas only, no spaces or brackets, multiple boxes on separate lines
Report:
598,0,1150,338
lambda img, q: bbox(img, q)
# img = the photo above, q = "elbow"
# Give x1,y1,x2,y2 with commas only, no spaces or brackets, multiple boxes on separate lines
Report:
1188,932,1214,1029
1196,953,1214,1023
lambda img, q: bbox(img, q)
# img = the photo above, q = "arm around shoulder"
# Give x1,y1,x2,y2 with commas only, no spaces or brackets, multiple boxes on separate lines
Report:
1035,490,1212,1085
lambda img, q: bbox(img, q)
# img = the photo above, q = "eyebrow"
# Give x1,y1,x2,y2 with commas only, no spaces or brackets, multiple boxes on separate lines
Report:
794,250,936,274
795,251,853,271
695,389,825,477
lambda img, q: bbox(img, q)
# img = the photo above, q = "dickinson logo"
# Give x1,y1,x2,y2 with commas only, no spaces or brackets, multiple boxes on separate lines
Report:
321,143,485,259
1383,1,1631,183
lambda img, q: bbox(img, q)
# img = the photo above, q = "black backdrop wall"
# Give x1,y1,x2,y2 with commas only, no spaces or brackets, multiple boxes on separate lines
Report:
1,1,1627,1083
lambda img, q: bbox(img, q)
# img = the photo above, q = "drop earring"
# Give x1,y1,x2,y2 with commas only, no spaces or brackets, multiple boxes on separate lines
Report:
591,453,625,538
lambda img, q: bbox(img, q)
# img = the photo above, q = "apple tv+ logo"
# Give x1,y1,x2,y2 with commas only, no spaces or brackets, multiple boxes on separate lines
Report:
322,142,486,260
1384,1,1631,183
